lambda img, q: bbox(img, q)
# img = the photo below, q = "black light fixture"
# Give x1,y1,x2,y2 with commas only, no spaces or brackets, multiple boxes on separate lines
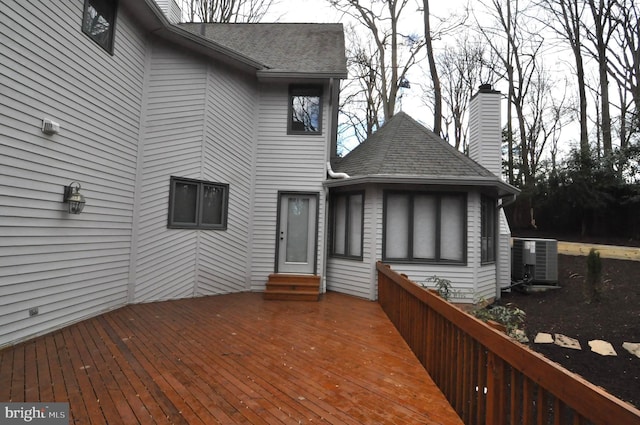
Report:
63,182,86,214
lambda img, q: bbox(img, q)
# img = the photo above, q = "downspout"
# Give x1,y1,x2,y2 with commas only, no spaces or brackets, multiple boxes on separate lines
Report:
327,161,350,179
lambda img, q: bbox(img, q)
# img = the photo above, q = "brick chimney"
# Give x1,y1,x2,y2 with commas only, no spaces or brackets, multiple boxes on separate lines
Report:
469,84,502,178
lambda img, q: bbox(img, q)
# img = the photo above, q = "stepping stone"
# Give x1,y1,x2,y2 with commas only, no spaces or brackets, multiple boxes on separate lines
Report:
623,342,640,358
588,340,617,356
534,332,554,344
555,334,581,350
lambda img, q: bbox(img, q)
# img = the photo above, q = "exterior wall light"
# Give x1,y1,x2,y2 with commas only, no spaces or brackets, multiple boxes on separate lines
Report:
63,182,86,214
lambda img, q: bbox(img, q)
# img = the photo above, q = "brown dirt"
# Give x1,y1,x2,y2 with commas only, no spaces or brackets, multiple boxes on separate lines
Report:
499,254,640,408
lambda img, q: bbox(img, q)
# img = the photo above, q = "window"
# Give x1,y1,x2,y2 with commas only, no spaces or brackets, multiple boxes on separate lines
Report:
383,191,466,263
481,196,496,263
288,85,322,134
82,0,117,54
330,192,364,259
168,177,228,229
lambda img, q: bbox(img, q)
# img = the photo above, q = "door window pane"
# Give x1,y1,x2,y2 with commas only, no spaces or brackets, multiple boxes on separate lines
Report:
286,198,309,262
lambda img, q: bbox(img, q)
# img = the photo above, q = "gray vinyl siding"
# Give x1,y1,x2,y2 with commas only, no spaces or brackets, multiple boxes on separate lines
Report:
133,43,256,301
329,185,494,303
0,1,147,346
326,184,377,300
250,82,329,290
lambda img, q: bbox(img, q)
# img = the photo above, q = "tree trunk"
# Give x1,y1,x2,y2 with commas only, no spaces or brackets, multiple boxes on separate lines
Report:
423,0,442,135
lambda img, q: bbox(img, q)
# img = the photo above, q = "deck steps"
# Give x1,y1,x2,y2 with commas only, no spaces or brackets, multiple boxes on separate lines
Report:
264,274,321,301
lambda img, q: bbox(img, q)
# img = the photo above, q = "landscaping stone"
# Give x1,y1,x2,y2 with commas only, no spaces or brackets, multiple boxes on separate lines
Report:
554,334,581,350
622,342,640,358
534,332,554,344
588,340,617,356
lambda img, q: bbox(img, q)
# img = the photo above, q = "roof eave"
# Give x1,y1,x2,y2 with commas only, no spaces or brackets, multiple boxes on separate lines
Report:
120,0,265,72
323,174,520,197
257,70,348,81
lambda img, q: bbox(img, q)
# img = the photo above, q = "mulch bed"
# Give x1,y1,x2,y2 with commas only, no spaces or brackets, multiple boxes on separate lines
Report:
499,253,640,408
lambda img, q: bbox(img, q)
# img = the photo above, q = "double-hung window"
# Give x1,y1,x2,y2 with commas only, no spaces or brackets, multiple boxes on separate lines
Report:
330,192,364,259
168,177,228,230
288,85,322,134
481,196,496,263
82,0,117,54
383,191,466,263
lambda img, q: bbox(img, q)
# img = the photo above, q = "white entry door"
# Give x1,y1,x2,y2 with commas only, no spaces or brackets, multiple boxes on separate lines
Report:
277,193,318,274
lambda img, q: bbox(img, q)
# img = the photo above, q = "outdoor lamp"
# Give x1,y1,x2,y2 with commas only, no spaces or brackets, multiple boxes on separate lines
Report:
63,182,86,214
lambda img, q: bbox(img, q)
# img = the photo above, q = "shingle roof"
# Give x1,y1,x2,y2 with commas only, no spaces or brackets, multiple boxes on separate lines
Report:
180,23,347,77
333,112,496,179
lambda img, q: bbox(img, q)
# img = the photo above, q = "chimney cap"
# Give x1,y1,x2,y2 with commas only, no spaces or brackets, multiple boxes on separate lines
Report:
477,83,500,94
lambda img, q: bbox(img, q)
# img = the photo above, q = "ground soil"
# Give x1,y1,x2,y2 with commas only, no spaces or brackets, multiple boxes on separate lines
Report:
499,252,640,408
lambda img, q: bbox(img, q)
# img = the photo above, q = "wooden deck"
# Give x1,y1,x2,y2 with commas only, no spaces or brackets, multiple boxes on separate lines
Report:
0,292,462,424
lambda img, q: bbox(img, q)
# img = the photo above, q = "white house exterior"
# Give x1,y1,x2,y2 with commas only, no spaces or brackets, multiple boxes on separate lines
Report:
0,0,346,347
326,92,519,304
0,0,516,349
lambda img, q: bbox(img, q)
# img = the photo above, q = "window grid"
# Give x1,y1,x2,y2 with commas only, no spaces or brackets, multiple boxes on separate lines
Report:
330,191,364,260
383,191,467,264
168,177,228,230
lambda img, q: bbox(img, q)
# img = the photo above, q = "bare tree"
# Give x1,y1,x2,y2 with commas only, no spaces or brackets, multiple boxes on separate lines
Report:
422,0,442,135
536,0,590,169
338,27,385,146
582,0,619,165
182,0,277,22
476,0,544,187
429,33,495,151
420,1,468,138
608,0,640,148
329,0,425,124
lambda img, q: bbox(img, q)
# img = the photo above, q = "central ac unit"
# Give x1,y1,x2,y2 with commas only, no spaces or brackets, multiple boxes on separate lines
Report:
511,237,558,284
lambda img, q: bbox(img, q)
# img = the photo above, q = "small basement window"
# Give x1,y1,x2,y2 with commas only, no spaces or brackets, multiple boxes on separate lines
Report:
168,177,228,230
288,85,322,134
82,0,117,54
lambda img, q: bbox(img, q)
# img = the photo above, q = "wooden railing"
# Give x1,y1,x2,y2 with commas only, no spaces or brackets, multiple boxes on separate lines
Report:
377,262,640,425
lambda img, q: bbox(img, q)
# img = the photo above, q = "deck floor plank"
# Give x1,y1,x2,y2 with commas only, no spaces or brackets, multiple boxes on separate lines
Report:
1,292,463,424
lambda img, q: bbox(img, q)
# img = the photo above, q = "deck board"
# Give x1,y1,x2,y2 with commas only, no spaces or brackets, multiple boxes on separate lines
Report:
1,292,462,424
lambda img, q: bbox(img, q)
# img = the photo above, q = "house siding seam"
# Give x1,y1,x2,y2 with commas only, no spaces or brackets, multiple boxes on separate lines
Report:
250,82,330,290
196,60,256,296
133,42,206,302
0,1,146,347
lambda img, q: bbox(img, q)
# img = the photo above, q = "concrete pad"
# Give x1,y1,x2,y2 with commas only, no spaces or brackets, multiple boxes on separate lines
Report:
623,342,640,358
588,340,617,356
534,332,554,344
555,334,581,350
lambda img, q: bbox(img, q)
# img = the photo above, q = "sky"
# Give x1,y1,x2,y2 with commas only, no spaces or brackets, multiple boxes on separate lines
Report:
263,0,475,149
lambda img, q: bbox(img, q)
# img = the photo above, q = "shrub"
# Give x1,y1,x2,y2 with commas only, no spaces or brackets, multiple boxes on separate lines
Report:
585,248,603,303
471,303,526,340
421,275,453,300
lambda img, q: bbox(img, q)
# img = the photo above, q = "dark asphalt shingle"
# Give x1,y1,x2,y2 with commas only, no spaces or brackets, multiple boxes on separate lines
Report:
180,23,347,75
333,112,496,179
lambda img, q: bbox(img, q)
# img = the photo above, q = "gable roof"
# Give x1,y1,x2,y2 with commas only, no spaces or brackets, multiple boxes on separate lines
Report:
180,23,348,79
328,112,518,196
